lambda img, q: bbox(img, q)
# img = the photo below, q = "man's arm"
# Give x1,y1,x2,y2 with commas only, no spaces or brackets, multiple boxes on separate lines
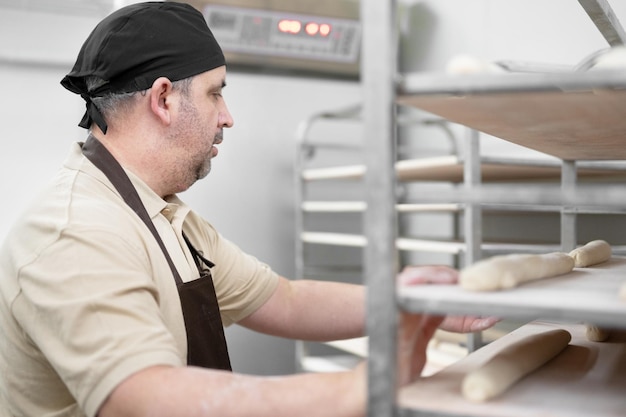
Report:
97,310,444,417
239,277,365,341
240,267,498,340
98,364,366,417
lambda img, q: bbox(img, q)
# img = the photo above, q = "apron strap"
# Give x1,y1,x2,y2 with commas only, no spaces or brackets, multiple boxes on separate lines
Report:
82,135,183,285
82,134,232,371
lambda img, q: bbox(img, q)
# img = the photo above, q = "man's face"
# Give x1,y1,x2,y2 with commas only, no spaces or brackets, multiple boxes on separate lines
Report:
168,66,234,191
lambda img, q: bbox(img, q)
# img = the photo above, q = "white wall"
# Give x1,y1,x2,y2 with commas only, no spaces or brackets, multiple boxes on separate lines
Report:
0,8,99,239
402,0,626,71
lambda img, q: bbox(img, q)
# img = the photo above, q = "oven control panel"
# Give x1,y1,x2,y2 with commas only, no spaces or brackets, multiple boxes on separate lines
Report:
204,5,361,65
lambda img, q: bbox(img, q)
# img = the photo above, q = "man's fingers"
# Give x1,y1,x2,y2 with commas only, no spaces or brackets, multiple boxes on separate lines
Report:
397,265,458,286
468,316,500,332
397,313,445,386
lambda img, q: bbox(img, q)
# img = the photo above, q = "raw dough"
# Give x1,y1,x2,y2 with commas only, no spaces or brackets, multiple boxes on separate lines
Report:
459,252,575,291
585,324,611,342
569,240,611,268
462,329,571,403
445,54,506,74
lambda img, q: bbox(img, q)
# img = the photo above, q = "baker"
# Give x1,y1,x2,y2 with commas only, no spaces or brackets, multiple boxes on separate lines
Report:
0,2,497,416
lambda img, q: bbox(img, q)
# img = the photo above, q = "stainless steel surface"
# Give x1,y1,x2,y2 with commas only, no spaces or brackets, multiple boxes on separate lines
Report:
398,69,626,96
463,129,482,267
578,0,626,46
561,161,577,252
405,183,626,207
463,128,483,353
362,0,398,416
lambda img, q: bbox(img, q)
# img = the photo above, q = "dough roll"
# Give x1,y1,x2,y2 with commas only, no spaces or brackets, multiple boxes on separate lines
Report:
459,252,575,291
569,240,611,268
585,324,611,342
462,328,571,402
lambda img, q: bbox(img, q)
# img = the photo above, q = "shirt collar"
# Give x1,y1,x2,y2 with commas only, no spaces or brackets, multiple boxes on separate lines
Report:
66,141,190,222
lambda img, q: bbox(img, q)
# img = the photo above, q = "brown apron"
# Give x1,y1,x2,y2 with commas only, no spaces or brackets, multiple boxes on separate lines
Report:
82,135,232,371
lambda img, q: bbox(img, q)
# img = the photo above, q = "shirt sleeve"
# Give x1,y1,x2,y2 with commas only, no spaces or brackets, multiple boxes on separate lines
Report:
182,213,280,326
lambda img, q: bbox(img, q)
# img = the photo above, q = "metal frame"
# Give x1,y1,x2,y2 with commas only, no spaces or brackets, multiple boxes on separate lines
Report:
462,129,483,353
560,161,578,253
361,1,398,416
361,1,626,416
293,103,363,372
578,0,626,46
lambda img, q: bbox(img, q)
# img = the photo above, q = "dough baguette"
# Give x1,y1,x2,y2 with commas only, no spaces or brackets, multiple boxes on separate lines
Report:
462,329,571,402
585,324,611,342
460,252,574,291
568,240,611,267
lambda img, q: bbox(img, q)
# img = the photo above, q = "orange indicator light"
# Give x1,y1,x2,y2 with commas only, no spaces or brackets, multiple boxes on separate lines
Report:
305,22,319,36
278,19,302,34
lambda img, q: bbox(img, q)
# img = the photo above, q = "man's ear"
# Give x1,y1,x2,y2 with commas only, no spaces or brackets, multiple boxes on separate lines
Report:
150,77,174,126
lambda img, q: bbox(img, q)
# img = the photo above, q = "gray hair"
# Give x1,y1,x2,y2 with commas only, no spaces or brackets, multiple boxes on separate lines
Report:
84,76,194,127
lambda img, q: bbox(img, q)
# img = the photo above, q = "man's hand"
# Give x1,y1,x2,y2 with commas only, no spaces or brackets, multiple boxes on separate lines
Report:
394,265,500,386
397,265,499,333
396,311,444,386
439,315,499,333
394,266,449,385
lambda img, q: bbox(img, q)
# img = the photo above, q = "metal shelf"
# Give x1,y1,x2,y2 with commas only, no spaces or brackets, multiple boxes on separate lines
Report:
300,232,573,255
361,0,626,416
398,256,626,328
397,70,626,161
301,200,626,215
301,155,626,183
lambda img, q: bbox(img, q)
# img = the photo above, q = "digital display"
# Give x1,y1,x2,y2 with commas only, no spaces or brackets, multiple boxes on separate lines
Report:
277,19,332,37
203,5,360,64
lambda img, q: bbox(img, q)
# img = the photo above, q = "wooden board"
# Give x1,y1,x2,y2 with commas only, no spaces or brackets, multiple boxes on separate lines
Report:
399,321,626,417
400,90,626,161
397,71,626,161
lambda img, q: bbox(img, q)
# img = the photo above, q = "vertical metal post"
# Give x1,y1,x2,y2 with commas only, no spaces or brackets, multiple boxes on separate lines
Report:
578,0,626,46
463,128,482,265
561,160,577,252
463,128,483,352
293,123,309,372
361,0,398,416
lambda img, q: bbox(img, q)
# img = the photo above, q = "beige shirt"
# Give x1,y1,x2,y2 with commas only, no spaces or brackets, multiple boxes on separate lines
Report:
0,142,279,417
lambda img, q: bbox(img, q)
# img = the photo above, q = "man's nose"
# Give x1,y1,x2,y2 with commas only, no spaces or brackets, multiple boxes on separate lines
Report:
219,103,234,128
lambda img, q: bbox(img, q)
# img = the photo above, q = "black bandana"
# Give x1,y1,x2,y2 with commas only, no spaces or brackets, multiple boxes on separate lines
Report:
61,1,225,134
